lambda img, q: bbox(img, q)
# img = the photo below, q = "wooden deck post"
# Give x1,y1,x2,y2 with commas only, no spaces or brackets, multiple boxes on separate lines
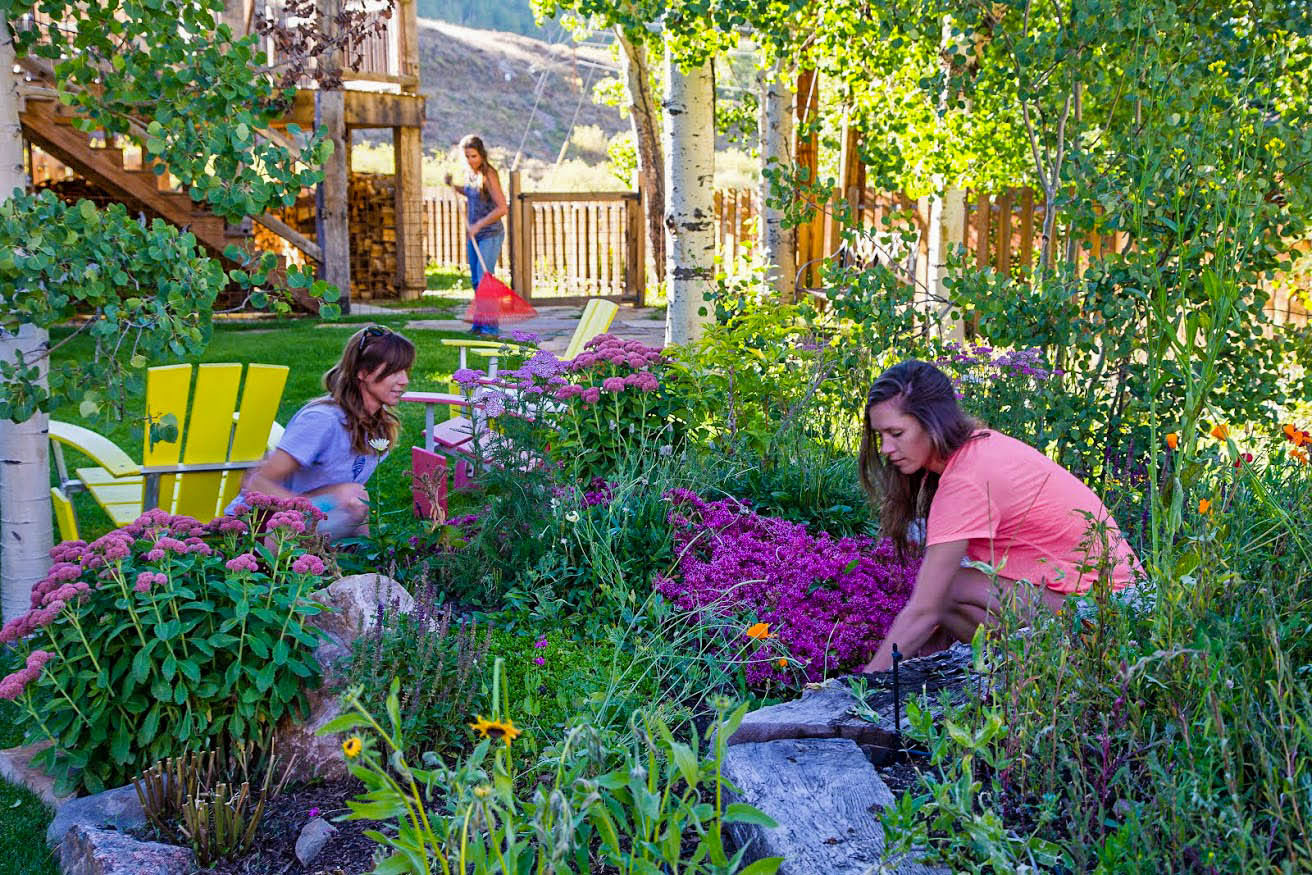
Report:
394,125,425,299
627,191,646,305
507,169,524,295
315,0,350,311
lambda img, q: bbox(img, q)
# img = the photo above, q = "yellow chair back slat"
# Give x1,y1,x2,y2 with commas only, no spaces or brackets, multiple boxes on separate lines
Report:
217,364,290,512
51,487,78,542
142,364,193,512
173,363,243,521
563,299,620,360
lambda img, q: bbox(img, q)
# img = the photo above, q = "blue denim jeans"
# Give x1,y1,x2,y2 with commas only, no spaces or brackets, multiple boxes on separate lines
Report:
468,231,505,294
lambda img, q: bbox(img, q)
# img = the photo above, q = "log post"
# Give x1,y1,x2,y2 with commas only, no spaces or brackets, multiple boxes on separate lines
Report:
315,0,350,312
393,126,425,299
794,68,821,295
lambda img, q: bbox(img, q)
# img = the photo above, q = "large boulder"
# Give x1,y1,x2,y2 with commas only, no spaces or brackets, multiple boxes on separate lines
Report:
277,573,414,782
58,824,193,875
46,783,146,847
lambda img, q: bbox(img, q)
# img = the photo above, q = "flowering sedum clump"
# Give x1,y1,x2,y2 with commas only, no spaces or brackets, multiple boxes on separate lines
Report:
656,490,920,685
0,494,330,795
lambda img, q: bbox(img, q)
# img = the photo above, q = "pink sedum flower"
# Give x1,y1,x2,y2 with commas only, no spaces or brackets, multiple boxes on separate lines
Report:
290,554,326,576
225,553,260,573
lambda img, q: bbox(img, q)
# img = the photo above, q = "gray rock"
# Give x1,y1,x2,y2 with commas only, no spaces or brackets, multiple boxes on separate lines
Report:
722,738,946,875
57,824,193,875
0,741,67,809
278,573,415,783
728,642,983,759
46,783,146,847
294,816,338,867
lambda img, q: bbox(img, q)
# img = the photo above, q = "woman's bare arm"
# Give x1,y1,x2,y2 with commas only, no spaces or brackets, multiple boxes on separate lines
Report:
862,539,968,672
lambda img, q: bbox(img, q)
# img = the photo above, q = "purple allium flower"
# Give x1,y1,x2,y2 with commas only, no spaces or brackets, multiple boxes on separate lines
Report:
533,656,545,666
452,368,483,386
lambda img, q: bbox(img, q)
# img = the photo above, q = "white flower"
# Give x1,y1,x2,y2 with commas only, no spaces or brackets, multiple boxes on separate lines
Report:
369,437,391,453
658,445,673,457
565,511,580,523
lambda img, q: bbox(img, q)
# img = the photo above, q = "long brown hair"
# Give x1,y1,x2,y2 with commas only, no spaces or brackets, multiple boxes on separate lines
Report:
858,360,980,559
318,325,415,454
459,134,495,203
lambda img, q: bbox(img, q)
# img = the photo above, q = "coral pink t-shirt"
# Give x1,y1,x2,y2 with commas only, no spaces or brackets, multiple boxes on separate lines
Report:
925,431,1139,594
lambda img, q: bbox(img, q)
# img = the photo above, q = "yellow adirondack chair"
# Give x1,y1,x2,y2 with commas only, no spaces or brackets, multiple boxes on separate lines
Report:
439,298,621,379
49,363,289,539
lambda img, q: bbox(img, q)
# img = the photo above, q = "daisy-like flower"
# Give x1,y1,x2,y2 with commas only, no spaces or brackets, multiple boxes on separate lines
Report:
1284,424,1310,447
1198,498,1213,514
1210,423,1229,441
368,437,391,453
470,716,522,746
1165,432,1179,451
745,622,773,640
342,737,362,758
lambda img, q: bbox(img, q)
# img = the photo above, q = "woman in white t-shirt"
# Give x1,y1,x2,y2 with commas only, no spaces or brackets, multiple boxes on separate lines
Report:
232,325,414,539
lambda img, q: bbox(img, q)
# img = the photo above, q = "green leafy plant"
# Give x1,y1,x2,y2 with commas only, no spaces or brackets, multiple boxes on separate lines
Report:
323,661,783,874
0,496,328,794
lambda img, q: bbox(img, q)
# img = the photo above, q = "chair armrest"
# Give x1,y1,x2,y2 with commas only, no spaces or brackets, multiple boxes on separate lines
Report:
469,347,528,360
266,421,284,454
439,338,524,353
400,392,471,407
48,420,140,478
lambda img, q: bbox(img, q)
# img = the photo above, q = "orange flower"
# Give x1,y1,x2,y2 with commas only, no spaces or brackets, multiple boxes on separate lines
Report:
1165,432,1179,450
1285,424,1310,447
776,658,788,668
1293,446,1309,465
1198,498,1213,514
745,622,773,640
1210,424,1229,441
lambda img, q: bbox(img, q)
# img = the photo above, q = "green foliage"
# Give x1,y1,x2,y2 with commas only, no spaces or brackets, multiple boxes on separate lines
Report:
326,667,781,874
0,192,225,420
337,594,491,759
0,500,327,795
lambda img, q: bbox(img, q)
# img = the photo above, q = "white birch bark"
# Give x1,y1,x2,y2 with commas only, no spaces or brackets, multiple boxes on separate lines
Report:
757,60,795,299
662,48,714,346
0,17,53,621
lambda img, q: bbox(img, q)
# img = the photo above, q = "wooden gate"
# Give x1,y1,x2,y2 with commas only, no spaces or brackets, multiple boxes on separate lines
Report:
507,175,645,305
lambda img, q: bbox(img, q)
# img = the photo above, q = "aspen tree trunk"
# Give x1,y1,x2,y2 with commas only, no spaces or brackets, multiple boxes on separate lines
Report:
0,17,54,621
757,60,796,299
662,48,714,346
616,28,666,285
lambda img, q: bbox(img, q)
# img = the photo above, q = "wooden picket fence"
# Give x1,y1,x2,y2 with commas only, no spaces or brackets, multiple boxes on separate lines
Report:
712,186,1308,325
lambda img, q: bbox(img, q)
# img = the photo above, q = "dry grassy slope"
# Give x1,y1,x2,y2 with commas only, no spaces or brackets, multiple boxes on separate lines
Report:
415,18,626,164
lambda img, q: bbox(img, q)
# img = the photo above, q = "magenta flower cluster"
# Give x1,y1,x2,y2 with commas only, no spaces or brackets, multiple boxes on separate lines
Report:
0,651,53,701
656,490,920,685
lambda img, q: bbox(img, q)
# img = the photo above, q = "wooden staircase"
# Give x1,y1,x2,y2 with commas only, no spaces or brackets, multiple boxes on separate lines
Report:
19,94,281,278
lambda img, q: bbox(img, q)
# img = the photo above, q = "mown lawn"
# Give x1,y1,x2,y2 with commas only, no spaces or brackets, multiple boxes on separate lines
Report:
47,311,489,541
0,649,58,875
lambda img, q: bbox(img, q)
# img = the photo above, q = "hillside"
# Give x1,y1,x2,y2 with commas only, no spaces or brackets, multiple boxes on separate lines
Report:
414,18,627,167
417,0,547,38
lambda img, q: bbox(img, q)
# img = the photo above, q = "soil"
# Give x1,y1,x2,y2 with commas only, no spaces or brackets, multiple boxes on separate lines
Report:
134,778,387,875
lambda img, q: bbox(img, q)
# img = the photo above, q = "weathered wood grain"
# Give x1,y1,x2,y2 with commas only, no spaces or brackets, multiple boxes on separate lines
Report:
723,738,947,875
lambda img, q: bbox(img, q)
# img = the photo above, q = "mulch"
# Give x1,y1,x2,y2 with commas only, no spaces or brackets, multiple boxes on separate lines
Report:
195,778,385,875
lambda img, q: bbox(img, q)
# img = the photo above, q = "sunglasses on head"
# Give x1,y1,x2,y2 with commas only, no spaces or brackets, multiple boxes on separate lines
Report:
358,325,390,354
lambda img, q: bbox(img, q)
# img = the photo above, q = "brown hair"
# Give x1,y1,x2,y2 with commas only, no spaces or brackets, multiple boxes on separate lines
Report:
858,360,980,559
459,134,495,203
318,325,415,455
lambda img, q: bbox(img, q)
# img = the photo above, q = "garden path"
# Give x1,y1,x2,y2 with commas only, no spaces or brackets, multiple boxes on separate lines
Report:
404,305,667,355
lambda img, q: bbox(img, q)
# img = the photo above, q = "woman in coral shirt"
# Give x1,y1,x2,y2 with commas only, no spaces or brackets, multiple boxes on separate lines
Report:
860,360,1139,672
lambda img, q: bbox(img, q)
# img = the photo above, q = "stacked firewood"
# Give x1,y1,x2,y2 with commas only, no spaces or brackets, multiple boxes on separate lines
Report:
271,172,398,300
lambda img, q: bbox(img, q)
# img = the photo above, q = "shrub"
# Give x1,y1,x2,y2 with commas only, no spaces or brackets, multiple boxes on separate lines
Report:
656,489,920,684
336,585,490,758
0,495,329,794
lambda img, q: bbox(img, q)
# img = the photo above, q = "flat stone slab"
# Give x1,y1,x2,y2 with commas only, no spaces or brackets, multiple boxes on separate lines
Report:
47,784,146,847
729,643,982,758
58,824,193,875
722,738,946,875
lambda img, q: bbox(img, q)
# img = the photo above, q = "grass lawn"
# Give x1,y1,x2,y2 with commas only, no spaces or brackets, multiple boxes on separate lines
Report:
0,651,58,874
47,311,509,542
